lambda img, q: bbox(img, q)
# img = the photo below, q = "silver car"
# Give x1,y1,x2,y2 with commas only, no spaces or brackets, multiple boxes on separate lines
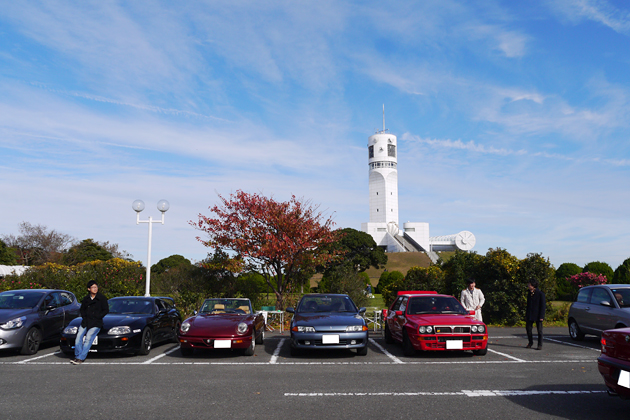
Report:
568,284,630,340
0,289,80,354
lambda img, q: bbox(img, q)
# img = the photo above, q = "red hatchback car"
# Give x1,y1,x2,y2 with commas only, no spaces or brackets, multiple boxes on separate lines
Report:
384,291,488,356
598,327,630,399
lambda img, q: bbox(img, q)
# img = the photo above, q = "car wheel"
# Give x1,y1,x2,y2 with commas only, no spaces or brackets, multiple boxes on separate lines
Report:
568,319,585,341
402,332,416,357
172,321,181,343
255,328,264,345
137,328,153,355
356,345,368,356
243,331,256,356
473,347,488,356
20,327,42,355
384,323,394,344
180,347,193,357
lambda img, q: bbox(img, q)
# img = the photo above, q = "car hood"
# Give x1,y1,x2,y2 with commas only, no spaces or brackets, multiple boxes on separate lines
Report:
0,308,33,323
406,313,484,326
186,314,254,333
67,314,150,329
292,312,365,327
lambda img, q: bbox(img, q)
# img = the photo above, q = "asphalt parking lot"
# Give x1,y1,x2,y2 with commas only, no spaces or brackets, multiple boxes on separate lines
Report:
0,327,627,419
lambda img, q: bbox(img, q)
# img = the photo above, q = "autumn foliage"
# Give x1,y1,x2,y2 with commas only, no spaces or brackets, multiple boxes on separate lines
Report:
192,191,340,309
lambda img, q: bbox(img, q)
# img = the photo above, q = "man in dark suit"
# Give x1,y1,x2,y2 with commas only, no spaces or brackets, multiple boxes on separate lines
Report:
525,279,546,350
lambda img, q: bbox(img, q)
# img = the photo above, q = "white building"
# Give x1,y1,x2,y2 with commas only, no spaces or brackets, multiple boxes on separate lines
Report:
361,111,475,263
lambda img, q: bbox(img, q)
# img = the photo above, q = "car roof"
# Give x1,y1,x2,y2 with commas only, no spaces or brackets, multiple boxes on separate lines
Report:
0,289,66,293
582,284,630,289
301,294,349,297
397,291,444,297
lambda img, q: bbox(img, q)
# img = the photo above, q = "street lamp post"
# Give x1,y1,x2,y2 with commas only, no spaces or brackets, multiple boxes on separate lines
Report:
132,199,169,297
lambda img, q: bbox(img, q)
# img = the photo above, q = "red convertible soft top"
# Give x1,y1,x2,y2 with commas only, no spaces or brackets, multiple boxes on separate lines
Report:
397,291,438,296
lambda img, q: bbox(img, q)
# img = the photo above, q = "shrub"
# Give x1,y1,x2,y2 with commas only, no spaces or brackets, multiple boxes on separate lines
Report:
613,258,630,284
569,272,607,289
382,266,445,307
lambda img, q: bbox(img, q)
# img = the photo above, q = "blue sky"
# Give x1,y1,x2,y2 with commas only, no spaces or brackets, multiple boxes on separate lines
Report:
1,0,629,271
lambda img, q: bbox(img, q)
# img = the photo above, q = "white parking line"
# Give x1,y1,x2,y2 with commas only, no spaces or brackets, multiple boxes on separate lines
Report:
369,338,404,364
544,337,600,352
17,351,60,364
269,338,285,364
142,345,181,364
487,348,525,362
284,389,606,397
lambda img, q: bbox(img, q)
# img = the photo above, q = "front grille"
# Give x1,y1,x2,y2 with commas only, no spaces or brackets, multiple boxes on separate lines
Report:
300,339,364,346
435,326,471,334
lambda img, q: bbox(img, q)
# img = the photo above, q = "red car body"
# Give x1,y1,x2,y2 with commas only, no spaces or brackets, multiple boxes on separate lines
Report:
178,298,265,356
384,291,488,356
598,327,630,399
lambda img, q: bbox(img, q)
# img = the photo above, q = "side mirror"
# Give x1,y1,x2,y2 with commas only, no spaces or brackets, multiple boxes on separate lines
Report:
600,300,612,307
193,310,198,315
358,307,367,314
469,310,476,316
395,310,403,316
286,307,295,313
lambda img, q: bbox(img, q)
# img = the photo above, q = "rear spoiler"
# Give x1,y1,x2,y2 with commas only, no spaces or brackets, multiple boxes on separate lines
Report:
397,291,438,296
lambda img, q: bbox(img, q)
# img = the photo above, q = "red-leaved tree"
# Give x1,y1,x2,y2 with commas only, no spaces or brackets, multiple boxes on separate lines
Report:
568,272,608,288
191,191,341,309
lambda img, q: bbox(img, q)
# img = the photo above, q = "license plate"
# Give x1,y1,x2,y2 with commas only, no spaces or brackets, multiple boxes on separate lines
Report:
446,340,463,349
619,370,630,388
322,335,339,344
83,335,98,345
214,340,231,348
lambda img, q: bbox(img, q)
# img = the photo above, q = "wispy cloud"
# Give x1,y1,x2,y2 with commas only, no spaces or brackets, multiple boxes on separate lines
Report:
548,0,630,34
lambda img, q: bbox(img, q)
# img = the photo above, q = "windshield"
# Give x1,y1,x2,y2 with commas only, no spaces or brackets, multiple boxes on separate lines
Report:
0,291,45,309
109,298,154,315
407,296,467,315
611,288,630,308
199,299,252,314
297,295,358,313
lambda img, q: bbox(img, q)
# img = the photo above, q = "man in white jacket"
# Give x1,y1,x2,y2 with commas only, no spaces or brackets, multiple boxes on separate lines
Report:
460,278,485,322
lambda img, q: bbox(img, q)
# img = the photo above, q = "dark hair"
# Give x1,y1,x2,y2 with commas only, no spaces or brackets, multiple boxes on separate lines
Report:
466,278,475,285
528,280,539,288
87,280,98,288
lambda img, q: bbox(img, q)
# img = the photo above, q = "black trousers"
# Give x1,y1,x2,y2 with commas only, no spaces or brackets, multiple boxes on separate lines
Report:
526,320,544,346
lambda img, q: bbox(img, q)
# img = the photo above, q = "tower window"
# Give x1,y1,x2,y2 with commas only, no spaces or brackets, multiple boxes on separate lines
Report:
388,144,396,157
369,145,374,159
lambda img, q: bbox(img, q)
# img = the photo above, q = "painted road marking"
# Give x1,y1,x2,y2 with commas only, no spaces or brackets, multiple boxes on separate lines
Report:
487,348,526,362
142,345,181,364
284,389,606,397
17,351,60,364
544,337,600,352
369,338,404,364
269,338,285,364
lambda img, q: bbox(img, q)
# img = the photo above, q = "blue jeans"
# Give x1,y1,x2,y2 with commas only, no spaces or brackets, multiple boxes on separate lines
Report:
74,325,100,360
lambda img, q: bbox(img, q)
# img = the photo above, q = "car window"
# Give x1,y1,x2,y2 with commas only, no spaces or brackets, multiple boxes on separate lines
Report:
200,299,252,314
296,295,357,313
391,297,403,311
0,291,45,309
58,292,74,306
406,296,467,315
161,298,174,310
400,297,408,313
156,300,167,312
576,288,591,303
590,288,613,306
610,288,630,308
42,293,61,309
109,299,154,314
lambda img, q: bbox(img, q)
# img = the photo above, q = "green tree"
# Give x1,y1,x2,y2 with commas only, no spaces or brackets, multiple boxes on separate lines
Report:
440,250,482,297
152,254,192,275
2,222,74,265
375,270,403,294
555,263,582,300
323,228,387,274
62,239,113,265
613,258,630,284
517,252,556,303
318,265,369,308
0,239,17,265
382,266,444,307
582,261,614,282
476,248,522,325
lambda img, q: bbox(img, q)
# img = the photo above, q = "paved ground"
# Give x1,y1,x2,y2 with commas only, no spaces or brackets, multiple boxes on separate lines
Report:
0,327,627,419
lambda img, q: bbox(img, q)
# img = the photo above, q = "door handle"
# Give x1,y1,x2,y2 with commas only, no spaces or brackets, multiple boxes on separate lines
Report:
584,307,590,311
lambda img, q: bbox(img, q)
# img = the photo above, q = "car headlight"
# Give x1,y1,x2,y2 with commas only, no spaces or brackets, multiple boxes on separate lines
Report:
471,325,478,333
108,326,132,335
63,326,78,335
425,326,433,334
180,321,191,334
345,325,366,332
0,316,26,330
477,325,485,333
237,322,248,334
293,326,316,332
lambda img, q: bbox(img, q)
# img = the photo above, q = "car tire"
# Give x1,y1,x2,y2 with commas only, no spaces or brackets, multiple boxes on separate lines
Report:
473,347,488,356
356,345,368,356
568,319,585,341
137,328,152,355
384,323,394,344
180,347,193,357
20,327,42,355
255,328,264,345
402,332,415,357
171,321,181,343
243,331,256,356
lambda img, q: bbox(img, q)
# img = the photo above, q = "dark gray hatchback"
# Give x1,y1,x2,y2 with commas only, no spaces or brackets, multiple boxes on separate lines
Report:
568,284,630,340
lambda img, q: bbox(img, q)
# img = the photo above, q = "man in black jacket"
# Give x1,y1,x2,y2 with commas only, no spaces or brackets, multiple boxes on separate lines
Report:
71,280,108,364
525,280,546,350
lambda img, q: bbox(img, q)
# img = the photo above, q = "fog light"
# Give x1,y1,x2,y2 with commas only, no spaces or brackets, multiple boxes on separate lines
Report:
305,341,311,345
350,340,356,345
121,337,128,342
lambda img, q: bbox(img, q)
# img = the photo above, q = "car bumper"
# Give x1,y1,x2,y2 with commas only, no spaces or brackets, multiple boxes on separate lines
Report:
411,333,488,351
598,355,630,399
178,334,252,350
291,331,368,350
0,327,28,350
60,333,144,353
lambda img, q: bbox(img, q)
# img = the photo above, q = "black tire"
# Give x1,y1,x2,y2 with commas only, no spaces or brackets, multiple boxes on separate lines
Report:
384,323,394,344
356,345,368,356
255,328,264,345
171,321,181,343
180,347,193,357
20,327,42,355
473,347,488,356
568,319,585,341
402,332,416,357
137,328,152,355
243,331,255,356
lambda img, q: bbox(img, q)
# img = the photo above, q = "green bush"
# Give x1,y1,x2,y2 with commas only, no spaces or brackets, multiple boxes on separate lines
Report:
382,266,445,307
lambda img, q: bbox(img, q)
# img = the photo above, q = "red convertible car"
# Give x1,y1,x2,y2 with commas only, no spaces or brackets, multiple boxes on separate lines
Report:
384,291,488,356
178,298,265,356
598,327,630,399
